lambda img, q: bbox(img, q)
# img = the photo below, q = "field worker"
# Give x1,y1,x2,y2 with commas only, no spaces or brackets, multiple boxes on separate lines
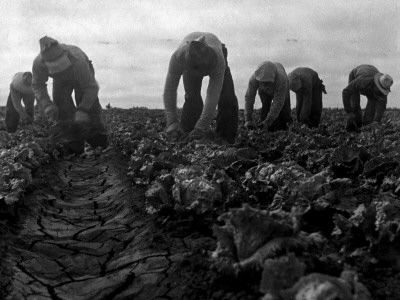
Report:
288,67,327,128
163,32,239,144
5,72,39,133
32,36,108,154
244,61,292,131
343,64,393,132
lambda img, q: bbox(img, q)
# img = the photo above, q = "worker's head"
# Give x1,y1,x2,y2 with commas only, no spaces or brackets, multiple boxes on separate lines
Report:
185,36,217,76
22,72,32,86
374,73,393,96
258,82,275,96
12,72,33,94
39,36,72,75
288,72,302,92
255,62,277,95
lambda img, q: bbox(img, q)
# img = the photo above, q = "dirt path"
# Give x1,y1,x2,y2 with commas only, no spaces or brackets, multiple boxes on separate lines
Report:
1,151,193,300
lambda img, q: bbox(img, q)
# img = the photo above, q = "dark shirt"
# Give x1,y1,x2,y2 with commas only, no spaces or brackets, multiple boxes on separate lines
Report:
289,67,321,122
342,65,387,113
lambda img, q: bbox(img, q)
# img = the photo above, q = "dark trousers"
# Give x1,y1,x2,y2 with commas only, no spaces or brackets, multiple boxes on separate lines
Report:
180,45,239,144
296,88,323,128
5,91,35,133
52,71,107,149
346,72,386,130
259,90,292,132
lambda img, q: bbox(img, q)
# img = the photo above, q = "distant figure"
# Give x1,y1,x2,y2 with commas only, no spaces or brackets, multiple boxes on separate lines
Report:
244,61,292,131
163,32,239,144
5,72,40,133
32,36,108,154
343,64,393,131
288,67,327,128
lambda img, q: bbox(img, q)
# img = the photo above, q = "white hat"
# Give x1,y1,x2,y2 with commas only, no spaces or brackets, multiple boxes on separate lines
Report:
288,72,302,92
11,72,34,94
255,61,277,82
374,73,393,96
185,36,217,72
39,36,72,74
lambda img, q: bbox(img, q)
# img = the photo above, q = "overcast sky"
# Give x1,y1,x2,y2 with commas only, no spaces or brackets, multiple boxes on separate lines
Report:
0,0,399,110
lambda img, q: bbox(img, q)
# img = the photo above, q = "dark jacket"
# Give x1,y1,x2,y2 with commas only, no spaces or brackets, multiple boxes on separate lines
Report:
289,67,325,122
342,65,387,113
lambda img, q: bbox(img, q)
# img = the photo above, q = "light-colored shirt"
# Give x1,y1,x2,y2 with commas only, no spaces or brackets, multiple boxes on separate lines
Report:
32,44,99,112
11,72,34,94
163,32,226,131
244,62,289,125
10,72,34,116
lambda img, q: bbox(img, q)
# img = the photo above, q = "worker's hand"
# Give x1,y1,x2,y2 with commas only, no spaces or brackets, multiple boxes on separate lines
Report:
257,119,269,131
44,104,59,122
20,111,33,123
187,128,208,142
347,112,356,123
166,122,183,141
371,121,380,128
244,121,255,130
74,110,90,124
346,112,359,132
364,121,380,131
346,112,362,132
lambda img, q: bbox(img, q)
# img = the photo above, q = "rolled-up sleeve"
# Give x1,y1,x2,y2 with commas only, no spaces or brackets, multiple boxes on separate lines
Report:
374,96,387,122
244,75,259,122
163,52,183,127
195,69,224,131
75,61,100,112
342,79,366,113
10,85,25,115
265,78,287,126
299,80,313,122
32,56,53,109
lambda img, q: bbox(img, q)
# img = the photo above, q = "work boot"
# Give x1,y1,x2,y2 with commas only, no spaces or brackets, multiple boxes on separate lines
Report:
61,140,85,155
87,132,109,148
49,121,85,155
84,121,109,149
